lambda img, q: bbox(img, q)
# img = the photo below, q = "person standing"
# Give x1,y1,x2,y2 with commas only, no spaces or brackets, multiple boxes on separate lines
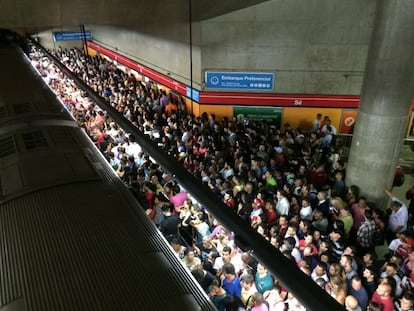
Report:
312,113,322,132
356,209,376,256
240,274,257,307
255,264,274,295
385,188,409,242
275,190,290,216
394,290,414,311
159,204,180,241
209,279,227,311
370,277,396,311
349,275,369,311
405,184,414,224
222,263,242,298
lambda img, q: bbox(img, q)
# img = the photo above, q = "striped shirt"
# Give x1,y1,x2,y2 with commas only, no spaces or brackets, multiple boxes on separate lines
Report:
357,220,376,248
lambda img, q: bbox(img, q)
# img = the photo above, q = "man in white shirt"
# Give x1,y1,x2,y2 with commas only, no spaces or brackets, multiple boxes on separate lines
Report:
311,262,329,283
299,197,313,221
213,246,243,277
385,189,408,240
320,118,337,135
276,190,290,216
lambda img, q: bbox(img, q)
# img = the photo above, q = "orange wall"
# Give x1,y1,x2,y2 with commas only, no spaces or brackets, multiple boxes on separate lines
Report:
87,47,98,57
198,105,233,121
283,107,342,132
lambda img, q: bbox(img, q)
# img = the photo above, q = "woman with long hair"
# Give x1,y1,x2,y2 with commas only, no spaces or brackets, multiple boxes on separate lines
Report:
326,275,347,305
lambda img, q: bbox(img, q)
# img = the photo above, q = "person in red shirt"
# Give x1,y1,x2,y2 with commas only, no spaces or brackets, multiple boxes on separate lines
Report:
264,199,278,228
395,236,414,259
298,232,318,256
309,163,327,190
370,276,396,311
223,190,235,210
277,215,289,241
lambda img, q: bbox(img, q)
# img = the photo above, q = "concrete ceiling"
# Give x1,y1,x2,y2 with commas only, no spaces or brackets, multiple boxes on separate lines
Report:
0,0,270,34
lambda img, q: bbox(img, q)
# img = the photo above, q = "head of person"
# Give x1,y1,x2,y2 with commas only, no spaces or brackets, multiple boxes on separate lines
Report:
223,295,245,311
358,197,367,208
313,210,324,221
329,263,343,278
329,275,346,293
304,231,314,245
202,236,212,249
301,197,311,208
315,277,327,289
317,191,327,202
250,292,266,307
367,301,383,311
351,275,363,291
363,251,376,266
320,251,331,264
340,254,353,271
222,246,232,263
345,295,361,311
364,208,374,221
391,199,403,211
222,263,236,280
170,238,182,252
191,268,205,284
277,189,286,200
240,273,255,290
400,290,414,311
330,228,343,242
257,263,268,276
279,214,289,227
376,276,396,298
286,225,297,237
384,262,398,277
270,235,281,248
343,246,356,257
314,262,327,277
363,265,377,281
184,247,196,260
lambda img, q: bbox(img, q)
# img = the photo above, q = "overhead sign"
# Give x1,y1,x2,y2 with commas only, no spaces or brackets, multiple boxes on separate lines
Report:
205,71,274,91
233,106,282,128
53,31,92,42
186,86,200,102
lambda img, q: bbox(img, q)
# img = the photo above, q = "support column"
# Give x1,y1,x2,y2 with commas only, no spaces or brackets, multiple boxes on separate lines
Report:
346,0,414,208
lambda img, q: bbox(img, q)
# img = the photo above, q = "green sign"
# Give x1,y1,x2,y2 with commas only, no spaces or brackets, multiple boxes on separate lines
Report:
233,106,282,128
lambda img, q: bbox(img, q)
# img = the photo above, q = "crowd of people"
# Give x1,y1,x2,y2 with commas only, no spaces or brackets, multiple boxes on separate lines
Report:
28,44,414,311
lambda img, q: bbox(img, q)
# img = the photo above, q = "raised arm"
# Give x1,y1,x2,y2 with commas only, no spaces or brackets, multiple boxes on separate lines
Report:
384,188,393,200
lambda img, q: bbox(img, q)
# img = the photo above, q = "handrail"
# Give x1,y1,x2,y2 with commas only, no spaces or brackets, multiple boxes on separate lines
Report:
28,36,345,311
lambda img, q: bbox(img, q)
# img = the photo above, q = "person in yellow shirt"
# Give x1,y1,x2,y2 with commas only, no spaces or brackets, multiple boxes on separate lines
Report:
240,273,257,307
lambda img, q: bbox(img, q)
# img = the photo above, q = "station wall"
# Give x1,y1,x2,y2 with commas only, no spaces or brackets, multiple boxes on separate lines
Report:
200,0,376,95
85,24,203,90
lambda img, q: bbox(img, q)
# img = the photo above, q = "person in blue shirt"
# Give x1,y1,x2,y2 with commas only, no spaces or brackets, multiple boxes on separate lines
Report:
349,275,368,311
222,263,242,298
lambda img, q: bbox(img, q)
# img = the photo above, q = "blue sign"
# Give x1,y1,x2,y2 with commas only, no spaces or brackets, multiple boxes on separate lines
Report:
53,30,92,42
205,71,274,91
186,86,200,102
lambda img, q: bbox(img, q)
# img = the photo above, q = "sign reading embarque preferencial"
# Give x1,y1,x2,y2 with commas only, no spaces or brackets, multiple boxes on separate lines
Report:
205,71,274,91
53,31,92,42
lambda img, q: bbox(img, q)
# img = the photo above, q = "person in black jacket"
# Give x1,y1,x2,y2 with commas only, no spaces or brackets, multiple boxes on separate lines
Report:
159,204,180,241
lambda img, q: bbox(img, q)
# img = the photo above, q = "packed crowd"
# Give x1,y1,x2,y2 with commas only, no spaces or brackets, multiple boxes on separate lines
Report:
28,44,414,311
